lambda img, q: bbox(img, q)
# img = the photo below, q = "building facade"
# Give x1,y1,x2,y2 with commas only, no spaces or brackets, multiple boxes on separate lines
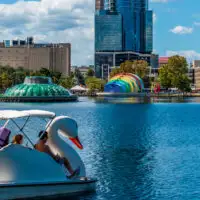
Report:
193,60,200,68
95,51,158,79
159,57,169,67
0,42,71,75
145,10,153,53
95,11,122,52
94,0,154,78
95,0,104,10
115,0,153,52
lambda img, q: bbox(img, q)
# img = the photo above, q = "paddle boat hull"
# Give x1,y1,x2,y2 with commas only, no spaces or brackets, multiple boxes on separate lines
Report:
0,110,97,200
0,179,96,200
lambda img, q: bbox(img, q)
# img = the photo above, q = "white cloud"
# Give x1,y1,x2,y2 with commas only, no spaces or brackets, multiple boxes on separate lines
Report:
170,26,193,34
194,22,200,26
166,50,200,62
0,0,94,66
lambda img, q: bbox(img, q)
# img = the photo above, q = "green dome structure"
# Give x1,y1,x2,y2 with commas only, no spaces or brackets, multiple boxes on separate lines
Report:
2,76,77,102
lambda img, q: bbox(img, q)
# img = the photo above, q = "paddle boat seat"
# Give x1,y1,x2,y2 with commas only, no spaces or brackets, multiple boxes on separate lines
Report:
0,127,11,149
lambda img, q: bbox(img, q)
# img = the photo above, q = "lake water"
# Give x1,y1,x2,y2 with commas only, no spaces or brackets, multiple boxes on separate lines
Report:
2,97,200,200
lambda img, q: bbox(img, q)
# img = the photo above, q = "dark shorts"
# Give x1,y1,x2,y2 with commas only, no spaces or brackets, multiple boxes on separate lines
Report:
55,155,65,165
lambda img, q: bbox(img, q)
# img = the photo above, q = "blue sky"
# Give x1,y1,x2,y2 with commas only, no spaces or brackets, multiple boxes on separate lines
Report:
150,0,200,62
0,0,199,65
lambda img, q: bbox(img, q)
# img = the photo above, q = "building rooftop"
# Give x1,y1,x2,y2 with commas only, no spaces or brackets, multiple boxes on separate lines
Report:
159,57,169,64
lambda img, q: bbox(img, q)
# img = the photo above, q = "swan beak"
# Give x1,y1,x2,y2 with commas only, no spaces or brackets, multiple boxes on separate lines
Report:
69,136,83,149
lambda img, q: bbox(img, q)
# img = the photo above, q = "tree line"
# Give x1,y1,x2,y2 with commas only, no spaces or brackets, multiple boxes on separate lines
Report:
110,55,192,93
0,65,106,93
0,55,192,93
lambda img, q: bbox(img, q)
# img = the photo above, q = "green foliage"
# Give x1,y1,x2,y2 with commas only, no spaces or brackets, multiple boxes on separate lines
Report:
158,64,172,89
0,65,106,94
59,73,76,89
86,68,95,77
0,66,64,91
74,68,85,85
85,77,106,92
110,60,149,79
158,55,191,92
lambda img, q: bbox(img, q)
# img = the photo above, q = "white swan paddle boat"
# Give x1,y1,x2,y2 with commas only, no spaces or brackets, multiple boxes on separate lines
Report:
0,110,96,200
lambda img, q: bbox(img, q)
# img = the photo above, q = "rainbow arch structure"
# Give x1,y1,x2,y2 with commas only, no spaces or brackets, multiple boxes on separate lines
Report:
104,73,144,93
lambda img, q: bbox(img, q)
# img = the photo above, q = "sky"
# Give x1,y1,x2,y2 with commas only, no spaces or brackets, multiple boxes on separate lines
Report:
0,0,199,65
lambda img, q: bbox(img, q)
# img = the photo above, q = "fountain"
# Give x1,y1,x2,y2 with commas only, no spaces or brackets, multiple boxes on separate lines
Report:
1,76,77,102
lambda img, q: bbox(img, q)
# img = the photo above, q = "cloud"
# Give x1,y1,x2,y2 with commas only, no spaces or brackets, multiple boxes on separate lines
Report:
194,22,200,26
170,26,193,34
166,50,200,62
0,0,94,66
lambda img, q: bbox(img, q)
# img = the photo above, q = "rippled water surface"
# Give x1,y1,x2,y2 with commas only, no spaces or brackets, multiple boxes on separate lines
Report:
2,97,200,200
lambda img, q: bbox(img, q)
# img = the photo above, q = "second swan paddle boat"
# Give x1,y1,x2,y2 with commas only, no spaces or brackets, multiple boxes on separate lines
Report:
0,110,96,200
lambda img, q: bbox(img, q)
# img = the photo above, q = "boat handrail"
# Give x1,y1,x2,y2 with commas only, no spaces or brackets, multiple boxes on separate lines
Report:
2,115,56,149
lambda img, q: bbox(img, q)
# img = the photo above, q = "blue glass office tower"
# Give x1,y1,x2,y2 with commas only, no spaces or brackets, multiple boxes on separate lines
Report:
145,10,153,53
115,0,152,53
94,0,155,78
115,0,134,51
95,11,122,51
95,0,153,53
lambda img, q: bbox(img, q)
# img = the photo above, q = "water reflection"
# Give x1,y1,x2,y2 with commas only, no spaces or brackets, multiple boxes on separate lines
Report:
95,96,200,104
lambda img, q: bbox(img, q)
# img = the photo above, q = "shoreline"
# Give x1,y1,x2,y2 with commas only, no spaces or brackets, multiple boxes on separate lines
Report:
95,92,200,98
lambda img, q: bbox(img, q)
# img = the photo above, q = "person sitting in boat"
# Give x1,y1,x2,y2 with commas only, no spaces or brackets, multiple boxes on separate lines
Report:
0,127,11,149
35,131,80,178
12,134,23,145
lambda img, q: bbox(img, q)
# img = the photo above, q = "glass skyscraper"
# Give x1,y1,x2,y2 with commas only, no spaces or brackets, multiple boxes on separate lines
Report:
95,0,104,11
95,0,153,53
145,10,153,53
94,0,155,77
115,0,135,51
95,11,122,52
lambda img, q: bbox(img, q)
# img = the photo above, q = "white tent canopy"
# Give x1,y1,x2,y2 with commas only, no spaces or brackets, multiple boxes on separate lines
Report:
70,85,88,91
0,110,56,120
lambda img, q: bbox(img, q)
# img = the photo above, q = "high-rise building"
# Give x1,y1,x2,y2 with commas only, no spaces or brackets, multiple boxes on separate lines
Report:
95,0,104,10
104,0,116,11
115,0,152,52
116,0,134,50
95,0,153,53
94,0,155,78
95,11,122,52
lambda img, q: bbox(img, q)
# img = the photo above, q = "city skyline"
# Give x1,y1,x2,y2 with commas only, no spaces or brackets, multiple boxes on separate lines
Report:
95,0,153,53
0,0,200,65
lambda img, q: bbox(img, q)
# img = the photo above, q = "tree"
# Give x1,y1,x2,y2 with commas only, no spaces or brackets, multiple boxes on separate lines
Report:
158,64,172,89
12,71,26,85
176,74,191,93
74,68,85,85
158,55,191,92
39,68,51,76
86,68,94,77
110,60,149,79
0,72,12,90
59,76,76,89
85,77,106,92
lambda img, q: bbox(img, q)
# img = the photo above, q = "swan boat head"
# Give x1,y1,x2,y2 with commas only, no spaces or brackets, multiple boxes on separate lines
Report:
47,116,83,149
47,116,86,176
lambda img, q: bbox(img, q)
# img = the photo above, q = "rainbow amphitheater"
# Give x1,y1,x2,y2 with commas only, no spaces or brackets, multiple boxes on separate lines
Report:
104,73,144,93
